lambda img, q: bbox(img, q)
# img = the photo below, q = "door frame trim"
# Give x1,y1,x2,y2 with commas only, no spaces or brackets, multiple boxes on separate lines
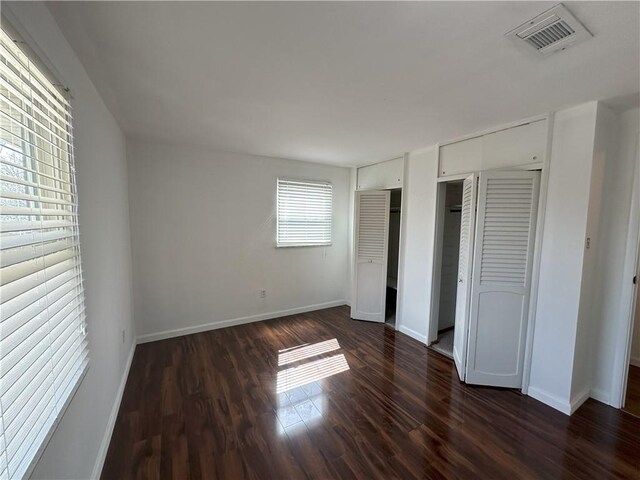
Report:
394,154,409,332
611,134,640,408
521,112,554,394
427,182,448,344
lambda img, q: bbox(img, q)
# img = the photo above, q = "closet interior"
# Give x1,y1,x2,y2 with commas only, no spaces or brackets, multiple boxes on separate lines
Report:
431,181,463,358
386,189,401,327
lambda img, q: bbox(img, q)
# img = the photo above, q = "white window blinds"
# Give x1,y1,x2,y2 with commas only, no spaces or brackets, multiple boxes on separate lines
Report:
0,24,88,480
276,178,332,247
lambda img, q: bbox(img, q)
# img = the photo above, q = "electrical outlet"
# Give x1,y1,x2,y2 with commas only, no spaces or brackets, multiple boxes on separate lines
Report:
260,289,267,298
122,329,126,343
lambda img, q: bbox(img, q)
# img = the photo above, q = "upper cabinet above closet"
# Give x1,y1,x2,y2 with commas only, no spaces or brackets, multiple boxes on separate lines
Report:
439,119,547,178
357,156,404,190
439,137,483,177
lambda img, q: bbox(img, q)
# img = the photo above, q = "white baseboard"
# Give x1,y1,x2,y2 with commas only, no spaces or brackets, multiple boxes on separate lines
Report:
589,386,611,406
137,300,348,344
630,356,640,367
569,386,591,414
527,386,572,415
91,342,136,479
398,324,428,345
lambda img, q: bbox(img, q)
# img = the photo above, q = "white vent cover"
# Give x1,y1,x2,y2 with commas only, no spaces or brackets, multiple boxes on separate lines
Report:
506,4,592,56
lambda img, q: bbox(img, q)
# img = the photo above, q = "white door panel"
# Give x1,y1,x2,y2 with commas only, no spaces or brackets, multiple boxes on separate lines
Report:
473,292,525,376
465,171,540,388
356,261,385,316
352,190,390,322
452,174,477,380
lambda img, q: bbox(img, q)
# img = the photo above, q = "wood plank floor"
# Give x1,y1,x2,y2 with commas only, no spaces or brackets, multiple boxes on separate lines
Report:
624,365,640,418
102,306,640,479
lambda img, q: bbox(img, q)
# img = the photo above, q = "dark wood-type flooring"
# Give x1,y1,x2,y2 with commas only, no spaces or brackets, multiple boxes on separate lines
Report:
102,306,640,479
624,364,640,419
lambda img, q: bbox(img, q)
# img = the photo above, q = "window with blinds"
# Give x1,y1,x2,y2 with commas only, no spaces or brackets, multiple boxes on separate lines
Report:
276,178,332,247
0,22,88,480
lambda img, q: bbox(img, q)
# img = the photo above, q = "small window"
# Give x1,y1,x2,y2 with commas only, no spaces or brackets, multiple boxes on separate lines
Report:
277,178,332,247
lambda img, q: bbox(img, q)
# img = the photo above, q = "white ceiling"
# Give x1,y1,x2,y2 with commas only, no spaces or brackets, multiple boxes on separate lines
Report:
46,1,639,167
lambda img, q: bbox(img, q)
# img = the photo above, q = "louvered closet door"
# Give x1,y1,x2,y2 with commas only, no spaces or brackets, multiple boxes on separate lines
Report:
453,174,477,381
352,190,390,322
465,170,540,388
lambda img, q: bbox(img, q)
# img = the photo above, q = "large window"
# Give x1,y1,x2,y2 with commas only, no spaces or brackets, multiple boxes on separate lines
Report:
276,178,332,247
0,22,88,479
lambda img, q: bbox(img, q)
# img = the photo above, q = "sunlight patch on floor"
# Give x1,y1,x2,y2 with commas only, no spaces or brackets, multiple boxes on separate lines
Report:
276,353,349,394
278,338,341,366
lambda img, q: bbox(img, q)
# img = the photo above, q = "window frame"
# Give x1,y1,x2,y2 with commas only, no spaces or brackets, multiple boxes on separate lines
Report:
276,177,333,248
0,15,89,480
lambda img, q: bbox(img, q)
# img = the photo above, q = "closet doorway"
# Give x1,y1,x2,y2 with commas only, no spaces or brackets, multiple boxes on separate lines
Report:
351,187,403,329
431,181,463,358
386,189,402,328
429,170,541,388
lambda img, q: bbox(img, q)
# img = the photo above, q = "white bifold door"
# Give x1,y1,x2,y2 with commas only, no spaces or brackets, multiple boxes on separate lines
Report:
452,174,477,381
352,190,390,322
453,170,540,388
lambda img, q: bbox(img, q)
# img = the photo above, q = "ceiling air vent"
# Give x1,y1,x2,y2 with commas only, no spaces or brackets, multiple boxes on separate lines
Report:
506,4,592,56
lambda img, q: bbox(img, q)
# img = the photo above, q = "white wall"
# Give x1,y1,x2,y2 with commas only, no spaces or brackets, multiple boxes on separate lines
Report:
4,2,136,479
527,102,599,414
127,141,350,341
589,108,640,394
570,103,614,404
525,102,640,413
396,147,439,343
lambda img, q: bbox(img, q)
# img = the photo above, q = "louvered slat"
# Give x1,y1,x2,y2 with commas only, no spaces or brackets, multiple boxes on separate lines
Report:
479,177,535,286
357,195,387,259
1,257,79,307
458,179,474,281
